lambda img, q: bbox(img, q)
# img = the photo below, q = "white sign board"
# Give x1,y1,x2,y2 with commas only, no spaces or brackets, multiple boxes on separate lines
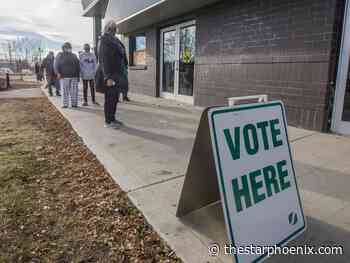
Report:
208,101,306,263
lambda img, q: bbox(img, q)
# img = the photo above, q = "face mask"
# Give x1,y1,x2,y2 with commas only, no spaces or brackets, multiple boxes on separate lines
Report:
110,29,116,36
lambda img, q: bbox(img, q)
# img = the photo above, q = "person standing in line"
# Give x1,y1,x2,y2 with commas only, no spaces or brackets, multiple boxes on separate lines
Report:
39,62,45,81
79,43,98,106
34,61,41,82
98,20,127,129
42,51,60,97
54,42,80,108
120,55,130,102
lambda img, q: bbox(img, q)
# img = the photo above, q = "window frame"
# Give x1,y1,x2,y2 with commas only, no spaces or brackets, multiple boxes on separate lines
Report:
129,34,147,68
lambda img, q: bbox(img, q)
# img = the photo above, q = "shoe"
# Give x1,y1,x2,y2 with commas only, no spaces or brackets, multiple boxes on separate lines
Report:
72,105,78,108
112,120,123,126
104,122,120,129
93,101,100,106
82,102,88,106
56,93,61,97
62,106,68,109
123,96,130,102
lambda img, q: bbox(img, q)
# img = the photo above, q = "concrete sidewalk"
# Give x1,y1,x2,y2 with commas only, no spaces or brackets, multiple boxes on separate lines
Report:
0,88,43,99
42,88,350,263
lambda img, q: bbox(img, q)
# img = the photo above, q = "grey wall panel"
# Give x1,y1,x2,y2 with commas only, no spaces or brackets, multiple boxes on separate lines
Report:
105,0,162,22
82,0,96,10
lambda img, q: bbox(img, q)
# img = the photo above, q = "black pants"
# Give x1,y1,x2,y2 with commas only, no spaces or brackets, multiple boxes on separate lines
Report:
104,87,120,124
121,82,129,99
47,76,60,95
83,79,96,103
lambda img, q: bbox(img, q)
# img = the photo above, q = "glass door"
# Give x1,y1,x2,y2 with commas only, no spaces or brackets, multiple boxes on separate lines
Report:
161,29,176,95
332,0,350,135
160,21,196,104
342,68,350,121
179,25,196,97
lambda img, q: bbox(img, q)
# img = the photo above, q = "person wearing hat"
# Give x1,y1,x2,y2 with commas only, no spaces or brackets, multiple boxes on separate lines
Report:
54,42,80,108
79,43,98,106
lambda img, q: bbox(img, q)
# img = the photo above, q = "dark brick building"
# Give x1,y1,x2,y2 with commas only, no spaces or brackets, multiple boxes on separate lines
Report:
82,0,350,135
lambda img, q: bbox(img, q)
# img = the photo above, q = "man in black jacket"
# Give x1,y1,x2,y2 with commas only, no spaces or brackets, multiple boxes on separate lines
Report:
54,42,80,108
42,51,60,97
98,20,127,129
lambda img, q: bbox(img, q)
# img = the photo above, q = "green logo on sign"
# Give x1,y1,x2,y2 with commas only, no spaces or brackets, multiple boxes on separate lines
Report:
288,212,298,225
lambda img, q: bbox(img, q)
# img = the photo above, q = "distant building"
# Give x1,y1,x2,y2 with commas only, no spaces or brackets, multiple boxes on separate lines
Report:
82,0,350,135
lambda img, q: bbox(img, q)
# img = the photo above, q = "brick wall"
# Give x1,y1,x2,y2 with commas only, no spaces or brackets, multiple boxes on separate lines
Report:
194,0,344,130
127,28,158,97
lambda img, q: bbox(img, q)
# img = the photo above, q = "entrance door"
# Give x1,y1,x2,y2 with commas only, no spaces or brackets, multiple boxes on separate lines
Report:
160,21,196,104
332,0,350,135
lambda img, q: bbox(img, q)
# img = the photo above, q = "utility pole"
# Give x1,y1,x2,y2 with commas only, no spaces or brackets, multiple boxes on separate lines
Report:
8,41,12,64
38,46,44,63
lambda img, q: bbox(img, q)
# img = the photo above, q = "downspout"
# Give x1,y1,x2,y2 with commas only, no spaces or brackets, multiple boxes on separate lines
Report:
325,0,347,132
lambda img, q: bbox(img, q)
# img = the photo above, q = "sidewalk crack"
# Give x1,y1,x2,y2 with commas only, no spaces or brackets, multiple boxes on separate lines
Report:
128,174,185,193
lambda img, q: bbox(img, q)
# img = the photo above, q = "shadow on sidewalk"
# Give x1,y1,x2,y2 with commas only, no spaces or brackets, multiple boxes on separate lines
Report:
73,104,198,132
119,125,195,154
180,202,349,263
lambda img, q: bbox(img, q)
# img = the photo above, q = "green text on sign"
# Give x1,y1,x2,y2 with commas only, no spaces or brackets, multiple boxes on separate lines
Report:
223,118,291,213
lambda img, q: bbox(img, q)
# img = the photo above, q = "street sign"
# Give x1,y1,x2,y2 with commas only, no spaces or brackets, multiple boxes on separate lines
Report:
208,101,306,263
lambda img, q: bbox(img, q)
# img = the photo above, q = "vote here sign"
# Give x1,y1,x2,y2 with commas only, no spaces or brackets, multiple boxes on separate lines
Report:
208,101,306,263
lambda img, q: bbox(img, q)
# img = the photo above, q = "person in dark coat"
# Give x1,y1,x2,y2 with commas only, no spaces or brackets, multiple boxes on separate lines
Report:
98,20,128,129
35,61,42,81
54,42,80,108
120,56,130,102
42,51,60,96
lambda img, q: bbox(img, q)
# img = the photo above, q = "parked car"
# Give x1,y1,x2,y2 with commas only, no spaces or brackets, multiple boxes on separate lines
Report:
0,67,14,74
21,69,33,75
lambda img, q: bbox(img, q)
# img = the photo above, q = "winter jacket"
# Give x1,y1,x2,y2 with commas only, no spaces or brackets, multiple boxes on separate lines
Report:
34,62,40,74
79,51,97,80
42,54,56,77
54,51,80,78
95,64,105,93
98,33,128,84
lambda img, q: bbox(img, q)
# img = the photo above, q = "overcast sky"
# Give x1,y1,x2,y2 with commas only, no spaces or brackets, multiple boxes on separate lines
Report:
0,0,93,46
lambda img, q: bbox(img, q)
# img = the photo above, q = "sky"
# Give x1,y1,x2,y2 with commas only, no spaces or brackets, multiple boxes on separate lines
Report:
0,0,93,50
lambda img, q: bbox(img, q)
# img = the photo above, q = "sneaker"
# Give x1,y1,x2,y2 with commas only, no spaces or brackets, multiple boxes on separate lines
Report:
123,96,131,102
93,101,100,106
82,102,88,106
104,122,120,129
112,120,123,126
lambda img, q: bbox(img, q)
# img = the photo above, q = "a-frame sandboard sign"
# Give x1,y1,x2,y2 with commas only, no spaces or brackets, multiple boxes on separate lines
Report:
176,107,221,217
176,101,306,263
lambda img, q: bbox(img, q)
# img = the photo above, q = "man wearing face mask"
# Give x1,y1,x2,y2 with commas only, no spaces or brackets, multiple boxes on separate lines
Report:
54,42,81,108
80,43,98,106
98,20,128,129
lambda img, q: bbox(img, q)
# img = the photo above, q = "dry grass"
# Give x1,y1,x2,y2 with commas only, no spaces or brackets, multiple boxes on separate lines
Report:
0,98,181,263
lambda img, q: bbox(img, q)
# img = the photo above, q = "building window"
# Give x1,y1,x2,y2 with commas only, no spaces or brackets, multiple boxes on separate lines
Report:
129,35,146,66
